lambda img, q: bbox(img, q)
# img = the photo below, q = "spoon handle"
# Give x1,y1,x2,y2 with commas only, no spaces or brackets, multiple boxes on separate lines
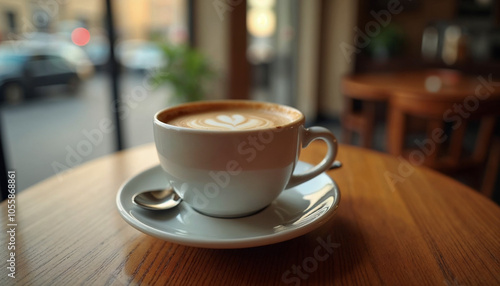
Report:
329,160,342,170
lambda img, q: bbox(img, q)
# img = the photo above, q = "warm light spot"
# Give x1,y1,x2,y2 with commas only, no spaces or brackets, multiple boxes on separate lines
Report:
71,27,90,46
247,8,276,38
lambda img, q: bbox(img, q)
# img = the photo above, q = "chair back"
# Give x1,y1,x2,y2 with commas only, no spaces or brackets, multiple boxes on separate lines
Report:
387,90,500,195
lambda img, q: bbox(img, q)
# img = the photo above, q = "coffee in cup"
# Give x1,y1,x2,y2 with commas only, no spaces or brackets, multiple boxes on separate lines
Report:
160,102,297,130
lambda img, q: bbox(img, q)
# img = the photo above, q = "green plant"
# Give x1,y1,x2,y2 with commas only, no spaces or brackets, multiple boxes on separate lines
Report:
366,24,404,60
153,44,214,102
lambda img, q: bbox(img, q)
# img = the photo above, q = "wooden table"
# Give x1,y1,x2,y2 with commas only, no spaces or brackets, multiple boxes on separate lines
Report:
342,69,500,100
1,142,499,285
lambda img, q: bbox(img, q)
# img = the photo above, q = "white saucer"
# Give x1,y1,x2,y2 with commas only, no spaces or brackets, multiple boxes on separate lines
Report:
116,161,340,249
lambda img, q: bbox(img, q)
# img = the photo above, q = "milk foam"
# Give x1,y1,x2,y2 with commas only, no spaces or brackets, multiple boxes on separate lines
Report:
167,109,291,131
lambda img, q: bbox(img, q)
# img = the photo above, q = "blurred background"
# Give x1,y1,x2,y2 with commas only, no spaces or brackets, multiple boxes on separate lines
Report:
0,0,498,202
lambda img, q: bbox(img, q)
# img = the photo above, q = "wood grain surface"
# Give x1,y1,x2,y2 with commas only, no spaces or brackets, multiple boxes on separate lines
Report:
1,142,499,285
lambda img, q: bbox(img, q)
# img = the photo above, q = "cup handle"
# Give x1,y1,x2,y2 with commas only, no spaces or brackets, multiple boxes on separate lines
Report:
285,126,338,189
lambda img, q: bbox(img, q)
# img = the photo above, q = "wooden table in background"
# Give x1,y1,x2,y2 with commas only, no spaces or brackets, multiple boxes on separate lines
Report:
342,69,500,101
1,142,499,285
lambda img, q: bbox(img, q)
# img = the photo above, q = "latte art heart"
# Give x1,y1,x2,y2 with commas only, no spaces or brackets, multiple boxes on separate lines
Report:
214,114,245,126
190,114,272,130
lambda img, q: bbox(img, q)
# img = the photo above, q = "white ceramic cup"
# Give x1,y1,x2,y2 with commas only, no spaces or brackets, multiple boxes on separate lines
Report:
154,100,338,217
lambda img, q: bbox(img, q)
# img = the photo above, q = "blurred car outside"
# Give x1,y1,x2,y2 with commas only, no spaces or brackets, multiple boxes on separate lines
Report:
0,38,93,103
20,33,95,79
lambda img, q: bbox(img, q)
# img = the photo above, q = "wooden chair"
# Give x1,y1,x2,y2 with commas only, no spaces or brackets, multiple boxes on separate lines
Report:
341,75,389,149
387,90,500,197
341,97,377,148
